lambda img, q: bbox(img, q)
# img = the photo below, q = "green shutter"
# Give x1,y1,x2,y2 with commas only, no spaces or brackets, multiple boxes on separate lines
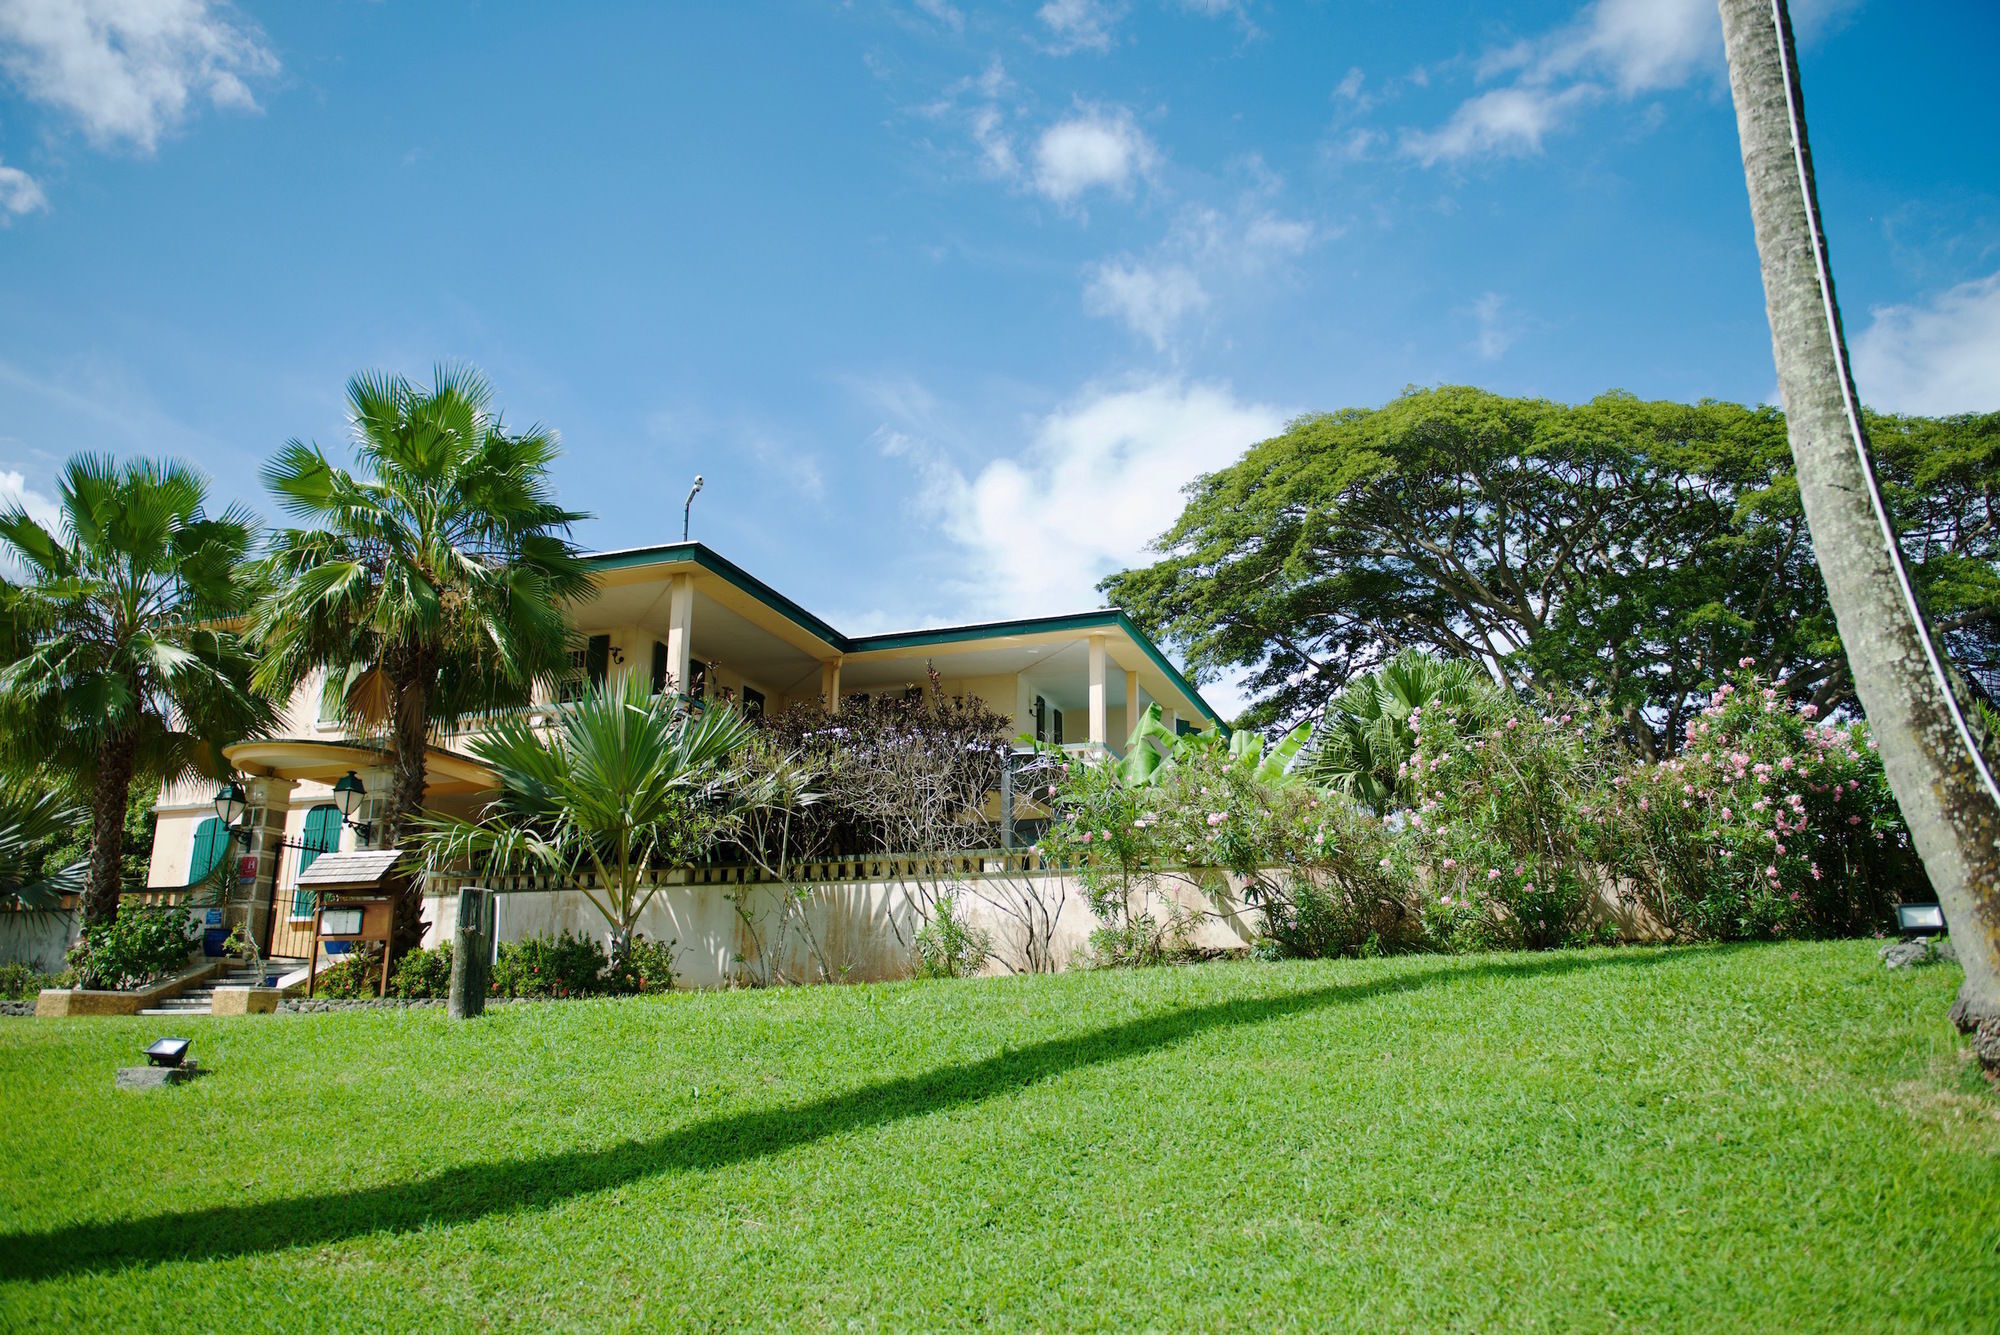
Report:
294,804,342,919
188,818,229,883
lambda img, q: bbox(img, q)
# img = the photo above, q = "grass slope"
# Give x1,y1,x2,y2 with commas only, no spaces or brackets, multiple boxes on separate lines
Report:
0,941,1994,1332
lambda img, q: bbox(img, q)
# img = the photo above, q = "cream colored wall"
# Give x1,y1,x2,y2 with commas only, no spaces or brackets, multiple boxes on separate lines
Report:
420,869,1256,989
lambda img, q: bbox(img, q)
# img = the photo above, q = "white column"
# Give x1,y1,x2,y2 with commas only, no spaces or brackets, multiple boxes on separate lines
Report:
1088,634,1107,749
664,573,694,697
821,658,842,715
1124,669,1142,748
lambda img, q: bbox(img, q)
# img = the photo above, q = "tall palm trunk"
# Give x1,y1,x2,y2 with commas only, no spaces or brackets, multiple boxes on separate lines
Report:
83,728,137,924
385,657,433,954
1720,0,2000,1055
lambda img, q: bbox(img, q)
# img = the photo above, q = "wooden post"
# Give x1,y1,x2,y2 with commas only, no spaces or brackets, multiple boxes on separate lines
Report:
448,887,494,1020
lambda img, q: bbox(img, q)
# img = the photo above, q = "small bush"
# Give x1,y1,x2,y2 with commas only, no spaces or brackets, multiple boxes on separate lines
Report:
912,895,993,979
390,940,453,999
1249,790,1415,960
313,947,387,998
492,931,607,999
63,905,198,990
0,962,58,999
605,935,678,994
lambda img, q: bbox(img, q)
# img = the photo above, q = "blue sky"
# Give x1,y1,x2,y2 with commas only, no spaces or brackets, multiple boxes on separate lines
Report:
2,1,1997,710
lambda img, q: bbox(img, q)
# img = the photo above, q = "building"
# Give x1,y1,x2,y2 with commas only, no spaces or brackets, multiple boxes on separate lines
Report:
146,541,1221,963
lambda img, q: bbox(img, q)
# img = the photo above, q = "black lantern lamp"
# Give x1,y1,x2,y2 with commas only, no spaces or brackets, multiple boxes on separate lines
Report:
331,770,374,841
212,781,247,827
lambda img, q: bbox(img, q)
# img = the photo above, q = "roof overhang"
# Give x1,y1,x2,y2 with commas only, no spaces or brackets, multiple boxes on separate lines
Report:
223,739,497,795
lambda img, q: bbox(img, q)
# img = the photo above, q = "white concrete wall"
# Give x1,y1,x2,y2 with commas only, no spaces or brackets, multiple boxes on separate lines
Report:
420,869,1258,989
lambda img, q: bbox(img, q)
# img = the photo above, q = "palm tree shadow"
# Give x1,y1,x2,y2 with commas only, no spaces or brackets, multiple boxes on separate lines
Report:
1,948,1693,1283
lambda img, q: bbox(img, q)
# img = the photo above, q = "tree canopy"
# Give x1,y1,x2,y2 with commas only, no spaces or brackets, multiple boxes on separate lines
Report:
1102,386,1998,755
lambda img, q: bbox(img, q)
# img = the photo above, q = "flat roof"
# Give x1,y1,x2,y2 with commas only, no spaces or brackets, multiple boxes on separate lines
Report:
582,542,1224,727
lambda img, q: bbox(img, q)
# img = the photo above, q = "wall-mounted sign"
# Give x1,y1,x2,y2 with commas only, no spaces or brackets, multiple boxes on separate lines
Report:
237,855,258,879
319,906,364,936
203,908,224,927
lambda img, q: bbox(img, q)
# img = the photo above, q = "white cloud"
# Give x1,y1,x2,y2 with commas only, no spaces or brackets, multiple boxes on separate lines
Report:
1402,83,1598,166
1851,270,2000,416
1081,197,1317,348
893,379,1285,616
1038,0,1121,54
0,159,45,213
1084,261,1209,350
0,0,278,153
1470,292,1515,360
911,0,964,32
1032,104,1157,203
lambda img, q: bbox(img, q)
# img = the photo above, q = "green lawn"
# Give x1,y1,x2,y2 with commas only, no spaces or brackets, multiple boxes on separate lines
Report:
1,942,1994,1332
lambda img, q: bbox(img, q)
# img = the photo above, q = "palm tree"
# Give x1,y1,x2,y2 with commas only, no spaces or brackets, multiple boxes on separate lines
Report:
1720,0,2000,1055
0,787,87,912
0,457,270,923
251,365,593,951
415,673,755,967
1306,650,1489,811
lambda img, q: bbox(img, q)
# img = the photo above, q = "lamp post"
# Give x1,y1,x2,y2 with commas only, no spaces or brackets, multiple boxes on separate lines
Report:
683,474,704,542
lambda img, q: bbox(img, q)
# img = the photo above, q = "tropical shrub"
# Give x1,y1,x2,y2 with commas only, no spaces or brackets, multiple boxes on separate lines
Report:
1305,650,1490,811
1385,696,1623,951
912,894,993,979
1599,666,1925,939
389,940,453,999
604,934,678,993
0,962,58,999
62,904,198,990
313,946,387,999
491,931,607,999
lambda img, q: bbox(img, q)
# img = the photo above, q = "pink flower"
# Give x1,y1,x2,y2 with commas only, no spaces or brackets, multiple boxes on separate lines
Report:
1440,895,1453,907
1721,807,1732,820
1442,857,1457,869
1801,704,1819,719
1379,857,1392,869
1739,656,1756,668
1079,832,1092,844
1523,882,1535,894
1765,865,1778,877
1507,718,1519,730
1488,868,1501,881
1848,815,1861,826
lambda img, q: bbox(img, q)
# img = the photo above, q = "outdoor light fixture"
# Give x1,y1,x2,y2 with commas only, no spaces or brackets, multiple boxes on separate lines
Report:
330,770,375,842
684,474,705,542
212,781,247,827
143,1037,191,1069
1896,903,1947,937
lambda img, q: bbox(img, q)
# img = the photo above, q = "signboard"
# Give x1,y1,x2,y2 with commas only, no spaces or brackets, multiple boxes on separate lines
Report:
237,855,258,880
319,906,365,936
203,908,224,927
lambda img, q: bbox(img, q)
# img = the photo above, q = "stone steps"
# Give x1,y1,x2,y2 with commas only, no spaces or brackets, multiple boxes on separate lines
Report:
134,962,307,1017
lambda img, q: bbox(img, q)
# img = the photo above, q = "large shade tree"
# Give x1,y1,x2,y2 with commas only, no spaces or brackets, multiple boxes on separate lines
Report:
0,457,270,922
251,366,592,951
1104,386,1996,756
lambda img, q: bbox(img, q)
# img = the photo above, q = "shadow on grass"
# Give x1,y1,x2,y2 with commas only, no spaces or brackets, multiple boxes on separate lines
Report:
3,947,1691,1282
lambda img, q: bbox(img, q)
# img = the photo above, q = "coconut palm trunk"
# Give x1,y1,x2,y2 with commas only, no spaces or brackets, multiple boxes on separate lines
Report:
83,726,138,924
1719,0,2000,1053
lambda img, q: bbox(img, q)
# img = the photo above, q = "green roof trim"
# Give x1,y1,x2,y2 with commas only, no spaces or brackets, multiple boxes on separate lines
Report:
581,542,1223,728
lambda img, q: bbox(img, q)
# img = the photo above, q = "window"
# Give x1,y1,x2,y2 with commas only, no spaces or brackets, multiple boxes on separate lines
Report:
690,661,707,699
1034,695,1047,743
294,804,342,919
1176,718,1195,737
651,640,668,695
1053,708,1064,745
742,686,765,718
188,817,229,883
903,685,924,703
563,634,612,701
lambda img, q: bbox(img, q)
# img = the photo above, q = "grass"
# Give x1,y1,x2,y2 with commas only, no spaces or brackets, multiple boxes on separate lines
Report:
0,941,1995,1332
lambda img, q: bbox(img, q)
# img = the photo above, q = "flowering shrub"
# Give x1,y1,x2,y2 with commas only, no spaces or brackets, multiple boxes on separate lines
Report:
1385,696,1622,951
1600,666,1924,939
313,946,387,998
1249,788,1414,959
491,931,608,998
390,940,453,999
